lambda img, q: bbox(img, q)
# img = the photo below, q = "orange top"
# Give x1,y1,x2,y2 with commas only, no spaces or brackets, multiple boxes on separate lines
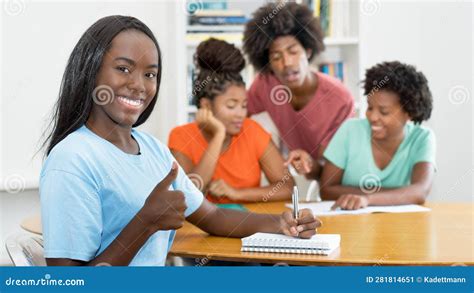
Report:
168,118,272,203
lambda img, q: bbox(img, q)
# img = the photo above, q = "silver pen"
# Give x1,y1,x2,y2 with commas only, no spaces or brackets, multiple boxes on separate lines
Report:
292,186,299,220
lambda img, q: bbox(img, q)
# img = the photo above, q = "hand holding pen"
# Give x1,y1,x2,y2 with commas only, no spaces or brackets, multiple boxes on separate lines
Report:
279,186,322,239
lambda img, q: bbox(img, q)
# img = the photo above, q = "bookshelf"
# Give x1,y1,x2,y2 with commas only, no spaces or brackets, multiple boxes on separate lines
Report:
182,0,363,123
176,0,365,200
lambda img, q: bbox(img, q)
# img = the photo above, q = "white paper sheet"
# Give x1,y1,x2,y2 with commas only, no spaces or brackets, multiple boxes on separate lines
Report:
285,201,430,216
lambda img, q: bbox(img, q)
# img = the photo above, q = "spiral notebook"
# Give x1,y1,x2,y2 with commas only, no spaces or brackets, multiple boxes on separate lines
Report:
241,233,340,255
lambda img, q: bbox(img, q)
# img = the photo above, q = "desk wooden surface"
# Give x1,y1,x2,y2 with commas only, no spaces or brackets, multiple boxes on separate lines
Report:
21,202,473,265
21,214,42,235
169,202,474,266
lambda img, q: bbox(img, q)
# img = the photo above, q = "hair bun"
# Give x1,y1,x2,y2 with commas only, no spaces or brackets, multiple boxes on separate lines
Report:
195,38,245,73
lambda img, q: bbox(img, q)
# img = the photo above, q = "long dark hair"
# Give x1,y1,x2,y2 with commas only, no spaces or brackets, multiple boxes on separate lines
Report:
192,38,245,107
42,15,162,156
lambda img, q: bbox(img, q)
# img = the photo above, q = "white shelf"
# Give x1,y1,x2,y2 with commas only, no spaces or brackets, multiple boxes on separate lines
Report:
186,33,243,47
186,36,358,48
186,40,242,47
324,37,359,46
187,25,245,33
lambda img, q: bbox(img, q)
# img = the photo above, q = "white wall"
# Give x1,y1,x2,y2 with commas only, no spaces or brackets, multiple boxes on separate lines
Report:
0,0,186,191
358,0,473,201
0,1,472,195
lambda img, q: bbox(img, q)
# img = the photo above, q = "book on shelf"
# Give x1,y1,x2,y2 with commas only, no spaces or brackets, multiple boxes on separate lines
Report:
200,0,227,11
189,15,248,26
312,0,351,38
187,65,196,106
319,61,345,82
189,9,247,26
187,112,196,123
193,9,242,17
187,25,244,33
186,0,227,13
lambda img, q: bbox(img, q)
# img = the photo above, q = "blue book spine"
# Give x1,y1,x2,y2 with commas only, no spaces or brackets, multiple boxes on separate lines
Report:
337,62,344,81
320,64,329,74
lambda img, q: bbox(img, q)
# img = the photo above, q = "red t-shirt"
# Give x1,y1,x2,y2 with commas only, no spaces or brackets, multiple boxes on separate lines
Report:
247,71,354,159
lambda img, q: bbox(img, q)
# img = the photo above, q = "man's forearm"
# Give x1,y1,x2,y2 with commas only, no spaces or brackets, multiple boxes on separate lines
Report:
367,184,428,206
320,185,366,200
305,159,323,180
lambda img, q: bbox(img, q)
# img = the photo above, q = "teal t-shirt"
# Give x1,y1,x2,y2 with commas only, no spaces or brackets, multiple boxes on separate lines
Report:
323,118,436,189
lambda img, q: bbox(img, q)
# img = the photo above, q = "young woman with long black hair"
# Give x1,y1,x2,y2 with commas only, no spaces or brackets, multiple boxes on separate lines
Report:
40,15,321,266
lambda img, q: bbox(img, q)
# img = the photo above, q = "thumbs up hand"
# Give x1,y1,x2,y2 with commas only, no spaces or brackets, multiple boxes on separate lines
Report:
138,162,188,232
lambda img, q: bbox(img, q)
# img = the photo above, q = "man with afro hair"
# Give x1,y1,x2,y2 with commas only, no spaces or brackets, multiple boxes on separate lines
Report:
243,2,354,180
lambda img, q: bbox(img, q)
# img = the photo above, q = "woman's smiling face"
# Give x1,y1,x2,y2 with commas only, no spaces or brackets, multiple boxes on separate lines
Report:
366,90,410,141
93,29,159,127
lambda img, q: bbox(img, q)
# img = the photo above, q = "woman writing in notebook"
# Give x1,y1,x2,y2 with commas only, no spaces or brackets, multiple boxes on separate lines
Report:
169,38,294,203
39,16,320,266
320,61,436,210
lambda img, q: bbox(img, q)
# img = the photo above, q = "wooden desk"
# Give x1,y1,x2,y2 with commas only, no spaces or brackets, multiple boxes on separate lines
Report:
21,202,473,265
21,214,42,235
170,202,474,266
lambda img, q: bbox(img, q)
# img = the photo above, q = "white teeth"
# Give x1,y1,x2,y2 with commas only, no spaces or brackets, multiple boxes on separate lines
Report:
372,126,383,131
118,96,143,107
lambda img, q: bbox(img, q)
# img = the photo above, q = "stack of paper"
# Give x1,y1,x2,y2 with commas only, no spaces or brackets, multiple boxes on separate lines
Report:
285,201,430,216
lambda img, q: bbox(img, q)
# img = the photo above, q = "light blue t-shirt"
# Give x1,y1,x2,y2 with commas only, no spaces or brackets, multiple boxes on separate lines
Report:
40,125,204,266
323,118,436,189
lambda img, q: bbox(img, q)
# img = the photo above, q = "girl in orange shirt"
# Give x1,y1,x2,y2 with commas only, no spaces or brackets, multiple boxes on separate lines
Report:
169,38,294,203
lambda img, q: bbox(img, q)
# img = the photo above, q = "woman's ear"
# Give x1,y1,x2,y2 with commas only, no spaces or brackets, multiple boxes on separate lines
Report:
306,48,312,59
199,98,212,110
